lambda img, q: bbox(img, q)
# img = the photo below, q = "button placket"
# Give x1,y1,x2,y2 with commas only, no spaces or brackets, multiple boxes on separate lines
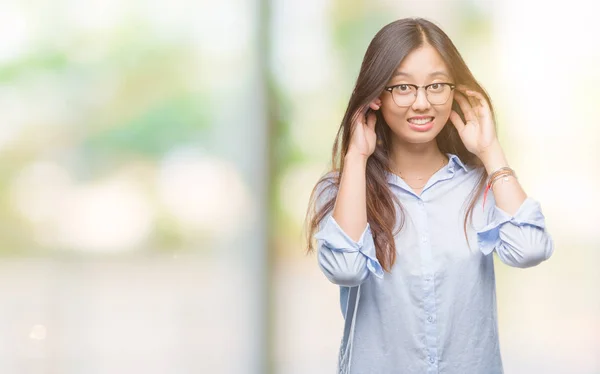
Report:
418,200,438,371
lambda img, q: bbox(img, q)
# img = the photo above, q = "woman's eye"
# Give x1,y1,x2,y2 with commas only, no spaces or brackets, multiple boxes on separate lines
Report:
428,83,447,93
398,84,410,91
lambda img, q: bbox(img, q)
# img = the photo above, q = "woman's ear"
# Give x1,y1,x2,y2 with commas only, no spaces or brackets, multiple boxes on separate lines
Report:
369,98,382,111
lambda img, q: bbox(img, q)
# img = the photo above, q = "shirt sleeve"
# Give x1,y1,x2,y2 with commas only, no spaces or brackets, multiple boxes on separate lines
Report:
476,196,554,268
315,215,384,286
312,176,384,286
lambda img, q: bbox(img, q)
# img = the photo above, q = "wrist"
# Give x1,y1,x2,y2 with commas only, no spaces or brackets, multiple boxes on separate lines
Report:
345,149,370,165
478,141,508,174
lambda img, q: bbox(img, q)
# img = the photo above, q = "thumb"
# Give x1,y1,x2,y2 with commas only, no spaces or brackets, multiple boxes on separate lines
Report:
449,110,465,134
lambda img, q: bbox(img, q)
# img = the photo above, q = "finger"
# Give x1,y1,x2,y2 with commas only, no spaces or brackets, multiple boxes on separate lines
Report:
352,105,369,124
465,89,490,112
453,93,477,123
456,85,490,113
467,96,478,112
366,110,376,131
449,110,466,133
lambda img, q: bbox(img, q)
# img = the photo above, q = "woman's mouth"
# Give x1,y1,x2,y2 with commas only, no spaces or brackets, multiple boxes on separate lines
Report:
407,116,434,131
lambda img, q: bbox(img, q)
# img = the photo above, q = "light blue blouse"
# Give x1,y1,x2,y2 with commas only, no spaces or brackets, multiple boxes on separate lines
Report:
314,153,554,374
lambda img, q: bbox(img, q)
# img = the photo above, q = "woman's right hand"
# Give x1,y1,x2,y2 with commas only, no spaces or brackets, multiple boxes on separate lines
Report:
347,100,381,159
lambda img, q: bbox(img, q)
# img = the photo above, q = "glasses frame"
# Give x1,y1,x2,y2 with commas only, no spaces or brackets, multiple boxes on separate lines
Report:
384,82,456,107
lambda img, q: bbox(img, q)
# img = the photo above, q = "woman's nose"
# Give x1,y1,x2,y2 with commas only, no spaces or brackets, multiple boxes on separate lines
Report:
411,88,431,110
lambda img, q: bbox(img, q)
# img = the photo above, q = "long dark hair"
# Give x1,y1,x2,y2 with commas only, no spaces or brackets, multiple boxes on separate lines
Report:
305,18,495,273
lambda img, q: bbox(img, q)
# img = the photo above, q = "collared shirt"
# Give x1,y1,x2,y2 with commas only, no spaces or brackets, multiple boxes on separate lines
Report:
314,153,554,374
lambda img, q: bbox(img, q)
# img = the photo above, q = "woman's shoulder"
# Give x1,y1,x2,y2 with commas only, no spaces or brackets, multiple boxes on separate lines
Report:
312,170,339,208
316,170,339,189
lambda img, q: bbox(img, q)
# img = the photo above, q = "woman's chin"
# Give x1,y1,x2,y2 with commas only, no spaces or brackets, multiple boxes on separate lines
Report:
396,129,442,144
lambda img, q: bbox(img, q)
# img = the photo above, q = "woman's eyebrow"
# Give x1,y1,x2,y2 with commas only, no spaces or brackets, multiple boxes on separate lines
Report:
429,70,451,78
391,70,450,78
391,71,411,78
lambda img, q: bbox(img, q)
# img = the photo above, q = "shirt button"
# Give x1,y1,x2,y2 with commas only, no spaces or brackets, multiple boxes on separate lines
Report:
428,316,434,323
421,236,427,243
418,200,424,206
429,357,435,364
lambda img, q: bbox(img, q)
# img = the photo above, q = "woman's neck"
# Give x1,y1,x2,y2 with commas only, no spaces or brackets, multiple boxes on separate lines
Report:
389,141,448,177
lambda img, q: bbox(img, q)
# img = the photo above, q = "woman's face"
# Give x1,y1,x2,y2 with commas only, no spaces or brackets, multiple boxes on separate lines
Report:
378,44,455,145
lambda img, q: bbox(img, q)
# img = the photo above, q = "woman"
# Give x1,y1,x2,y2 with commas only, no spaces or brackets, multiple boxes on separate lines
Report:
304,18,554,373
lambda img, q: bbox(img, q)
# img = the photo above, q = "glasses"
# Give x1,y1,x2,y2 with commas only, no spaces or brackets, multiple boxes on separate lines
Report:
384,82,456,107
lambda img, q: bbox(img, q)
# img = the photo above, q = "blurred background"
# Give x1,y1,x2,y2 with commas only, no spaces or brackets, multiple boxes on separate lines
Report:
0,0,598,373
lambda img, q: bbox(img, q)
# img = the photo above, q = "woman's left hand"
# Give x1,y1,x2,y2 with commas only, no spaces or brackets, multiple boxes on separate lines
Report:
449,85,499,157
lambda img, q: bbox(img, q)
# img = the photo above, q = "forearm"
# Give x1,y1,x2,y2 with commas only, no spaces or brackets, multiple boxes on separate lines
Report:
332,151,369,242
479,141,527,216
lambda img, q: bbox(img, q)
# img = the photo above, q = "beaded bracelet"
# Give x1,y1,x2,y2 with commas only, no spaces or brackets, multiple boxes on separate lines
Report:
482,167,517,210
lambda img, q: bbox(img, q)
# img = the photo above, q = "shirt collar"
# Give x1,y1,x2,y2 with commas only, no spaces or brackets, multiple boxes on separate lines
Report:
384,152,470,187
445,153,469,173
